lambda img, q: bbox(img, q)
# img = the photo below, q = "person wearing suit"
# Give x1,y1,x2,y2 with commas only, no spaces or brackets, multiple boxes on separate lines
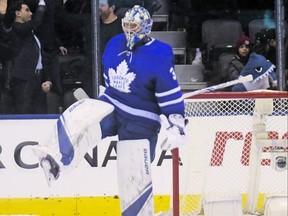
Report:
5,0,52,114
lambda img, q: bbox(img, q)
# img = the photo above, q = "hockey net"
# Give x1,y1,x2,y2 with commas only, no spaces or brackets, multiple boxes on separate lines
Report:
173,91,288,215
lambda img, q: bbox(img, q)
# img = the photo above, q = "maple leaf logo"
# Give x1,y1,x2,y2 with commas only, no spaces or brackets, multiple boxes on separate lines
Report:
108,60,136,93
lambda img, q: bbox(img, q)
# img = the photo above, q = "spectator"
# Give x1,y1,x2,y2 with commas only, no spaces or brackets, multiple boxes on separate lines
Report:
232,52,275,92
55,0,86,53
82,0,123,59
50,0,93,99
227,35,251,81
0,0,7,15
253,28,277,89
31,0,68,113
225,35,251,91
76,0,123,91
33,0,68,95
254,28,276,65
0,0,17,114
99,0,123,56
5,0,52,114
99,0,123,85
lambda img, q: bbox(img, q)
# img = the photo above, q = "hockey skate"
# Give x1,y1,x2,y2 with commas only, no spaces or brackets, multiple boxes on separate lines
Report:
32,145,61,186
40,154,60,186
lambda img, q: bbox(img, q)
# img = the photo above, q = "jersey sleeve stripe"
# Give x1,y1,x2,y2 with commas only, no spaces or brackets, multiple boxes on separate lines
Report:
155,86,181,97
158,96,184,107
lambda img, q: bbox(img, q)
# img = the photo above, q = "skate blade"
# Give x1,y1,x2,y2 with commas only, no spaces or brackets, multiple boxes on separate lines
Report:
41,159,58,187
32,146,60,187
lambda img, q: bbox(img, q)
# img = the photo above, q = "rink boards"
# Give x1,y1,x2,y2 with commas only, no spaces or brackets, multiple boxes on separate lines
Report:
0,116,173,215
0,114,286,215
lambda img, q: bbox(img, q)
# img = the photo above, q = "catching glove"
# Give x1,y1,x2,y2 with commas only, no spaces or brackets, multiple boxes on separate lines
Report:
160,114,188,151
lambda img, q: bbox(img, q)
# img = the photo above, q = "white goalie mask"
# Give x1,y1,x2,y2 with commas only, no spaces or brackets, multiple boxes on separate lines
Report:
122,5,153,50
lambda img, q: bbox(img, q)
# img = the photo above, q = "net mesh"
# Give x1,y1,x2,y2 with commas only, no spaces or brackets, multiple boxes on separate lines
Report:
177,92,288,215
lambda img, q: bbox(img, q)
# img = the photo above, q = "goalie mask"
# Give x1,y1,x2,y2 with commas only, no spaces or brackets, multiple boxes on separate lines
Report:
122,5,153,50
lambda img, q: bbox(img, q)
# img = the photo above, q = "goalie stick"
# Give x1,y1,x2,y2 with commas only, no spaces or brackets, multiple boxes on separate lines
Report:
73,75,253,106
182,74,253,98
73,87,90,100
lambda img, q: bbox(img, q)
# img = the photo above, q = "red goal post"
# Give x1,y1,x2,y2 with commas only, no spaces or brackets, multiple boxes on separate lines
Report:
171,91,288,215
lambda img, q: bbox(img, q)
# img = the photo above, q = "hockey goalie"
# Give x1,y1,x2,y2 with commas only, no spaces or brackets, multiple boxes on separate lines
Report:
33,5,187,216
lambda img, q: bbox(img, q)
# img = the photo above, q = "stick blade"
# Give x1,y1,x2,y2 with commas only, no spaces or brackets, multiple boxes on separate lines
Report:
73,88,89,100
238,74,253,83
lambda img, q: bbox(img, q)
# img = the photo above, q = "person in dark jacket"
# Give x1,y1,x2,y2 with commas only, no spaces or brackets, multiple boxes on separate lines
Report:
29,0,68,114
253,28,278,89
227,35,252,82
5,0,52,114
32,0,68,97
221,35,252,91
99,0,123,85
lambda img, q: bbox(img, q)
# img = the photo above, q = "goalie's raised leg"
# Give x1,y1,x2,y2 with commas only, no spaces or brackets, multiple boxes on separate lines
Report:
33,98,114,185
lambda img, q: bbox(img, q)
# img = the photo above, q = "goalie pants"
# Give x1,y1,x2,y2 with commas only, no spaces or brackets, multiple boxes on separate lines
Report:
101,112,160,161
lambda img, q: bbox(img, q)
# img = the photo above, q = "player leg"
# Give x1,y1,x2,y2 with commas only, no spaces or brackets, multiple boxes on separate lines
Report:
33,98,114,185
117,139,154,216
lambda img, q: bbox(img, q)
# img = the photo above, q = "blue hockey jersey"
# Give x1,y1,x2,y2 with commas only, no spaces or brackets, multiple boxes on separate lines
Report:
99,33,184,128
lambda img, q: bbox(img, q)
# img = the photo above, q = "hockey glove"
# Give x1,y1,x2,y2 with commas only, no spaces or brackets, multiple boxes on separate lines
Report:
160,114,188,151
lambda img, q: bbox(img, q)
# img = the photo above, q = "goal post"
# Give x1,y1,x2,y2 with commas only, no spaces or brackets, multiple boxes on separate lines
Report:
171,91,288,215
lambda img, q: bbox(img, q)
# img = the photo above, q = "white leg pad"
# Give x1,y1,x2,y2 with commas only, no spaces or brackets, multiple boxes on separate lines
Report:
117,139,154,216
34,98,114,167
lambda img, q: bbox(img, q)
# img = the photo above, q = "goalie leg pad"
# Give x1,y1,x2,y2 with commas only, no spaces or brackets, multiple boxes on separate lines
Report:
57,119,74,165
117,139,154,216
35,98,114,165
58,98,114,166
33,99,114,185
